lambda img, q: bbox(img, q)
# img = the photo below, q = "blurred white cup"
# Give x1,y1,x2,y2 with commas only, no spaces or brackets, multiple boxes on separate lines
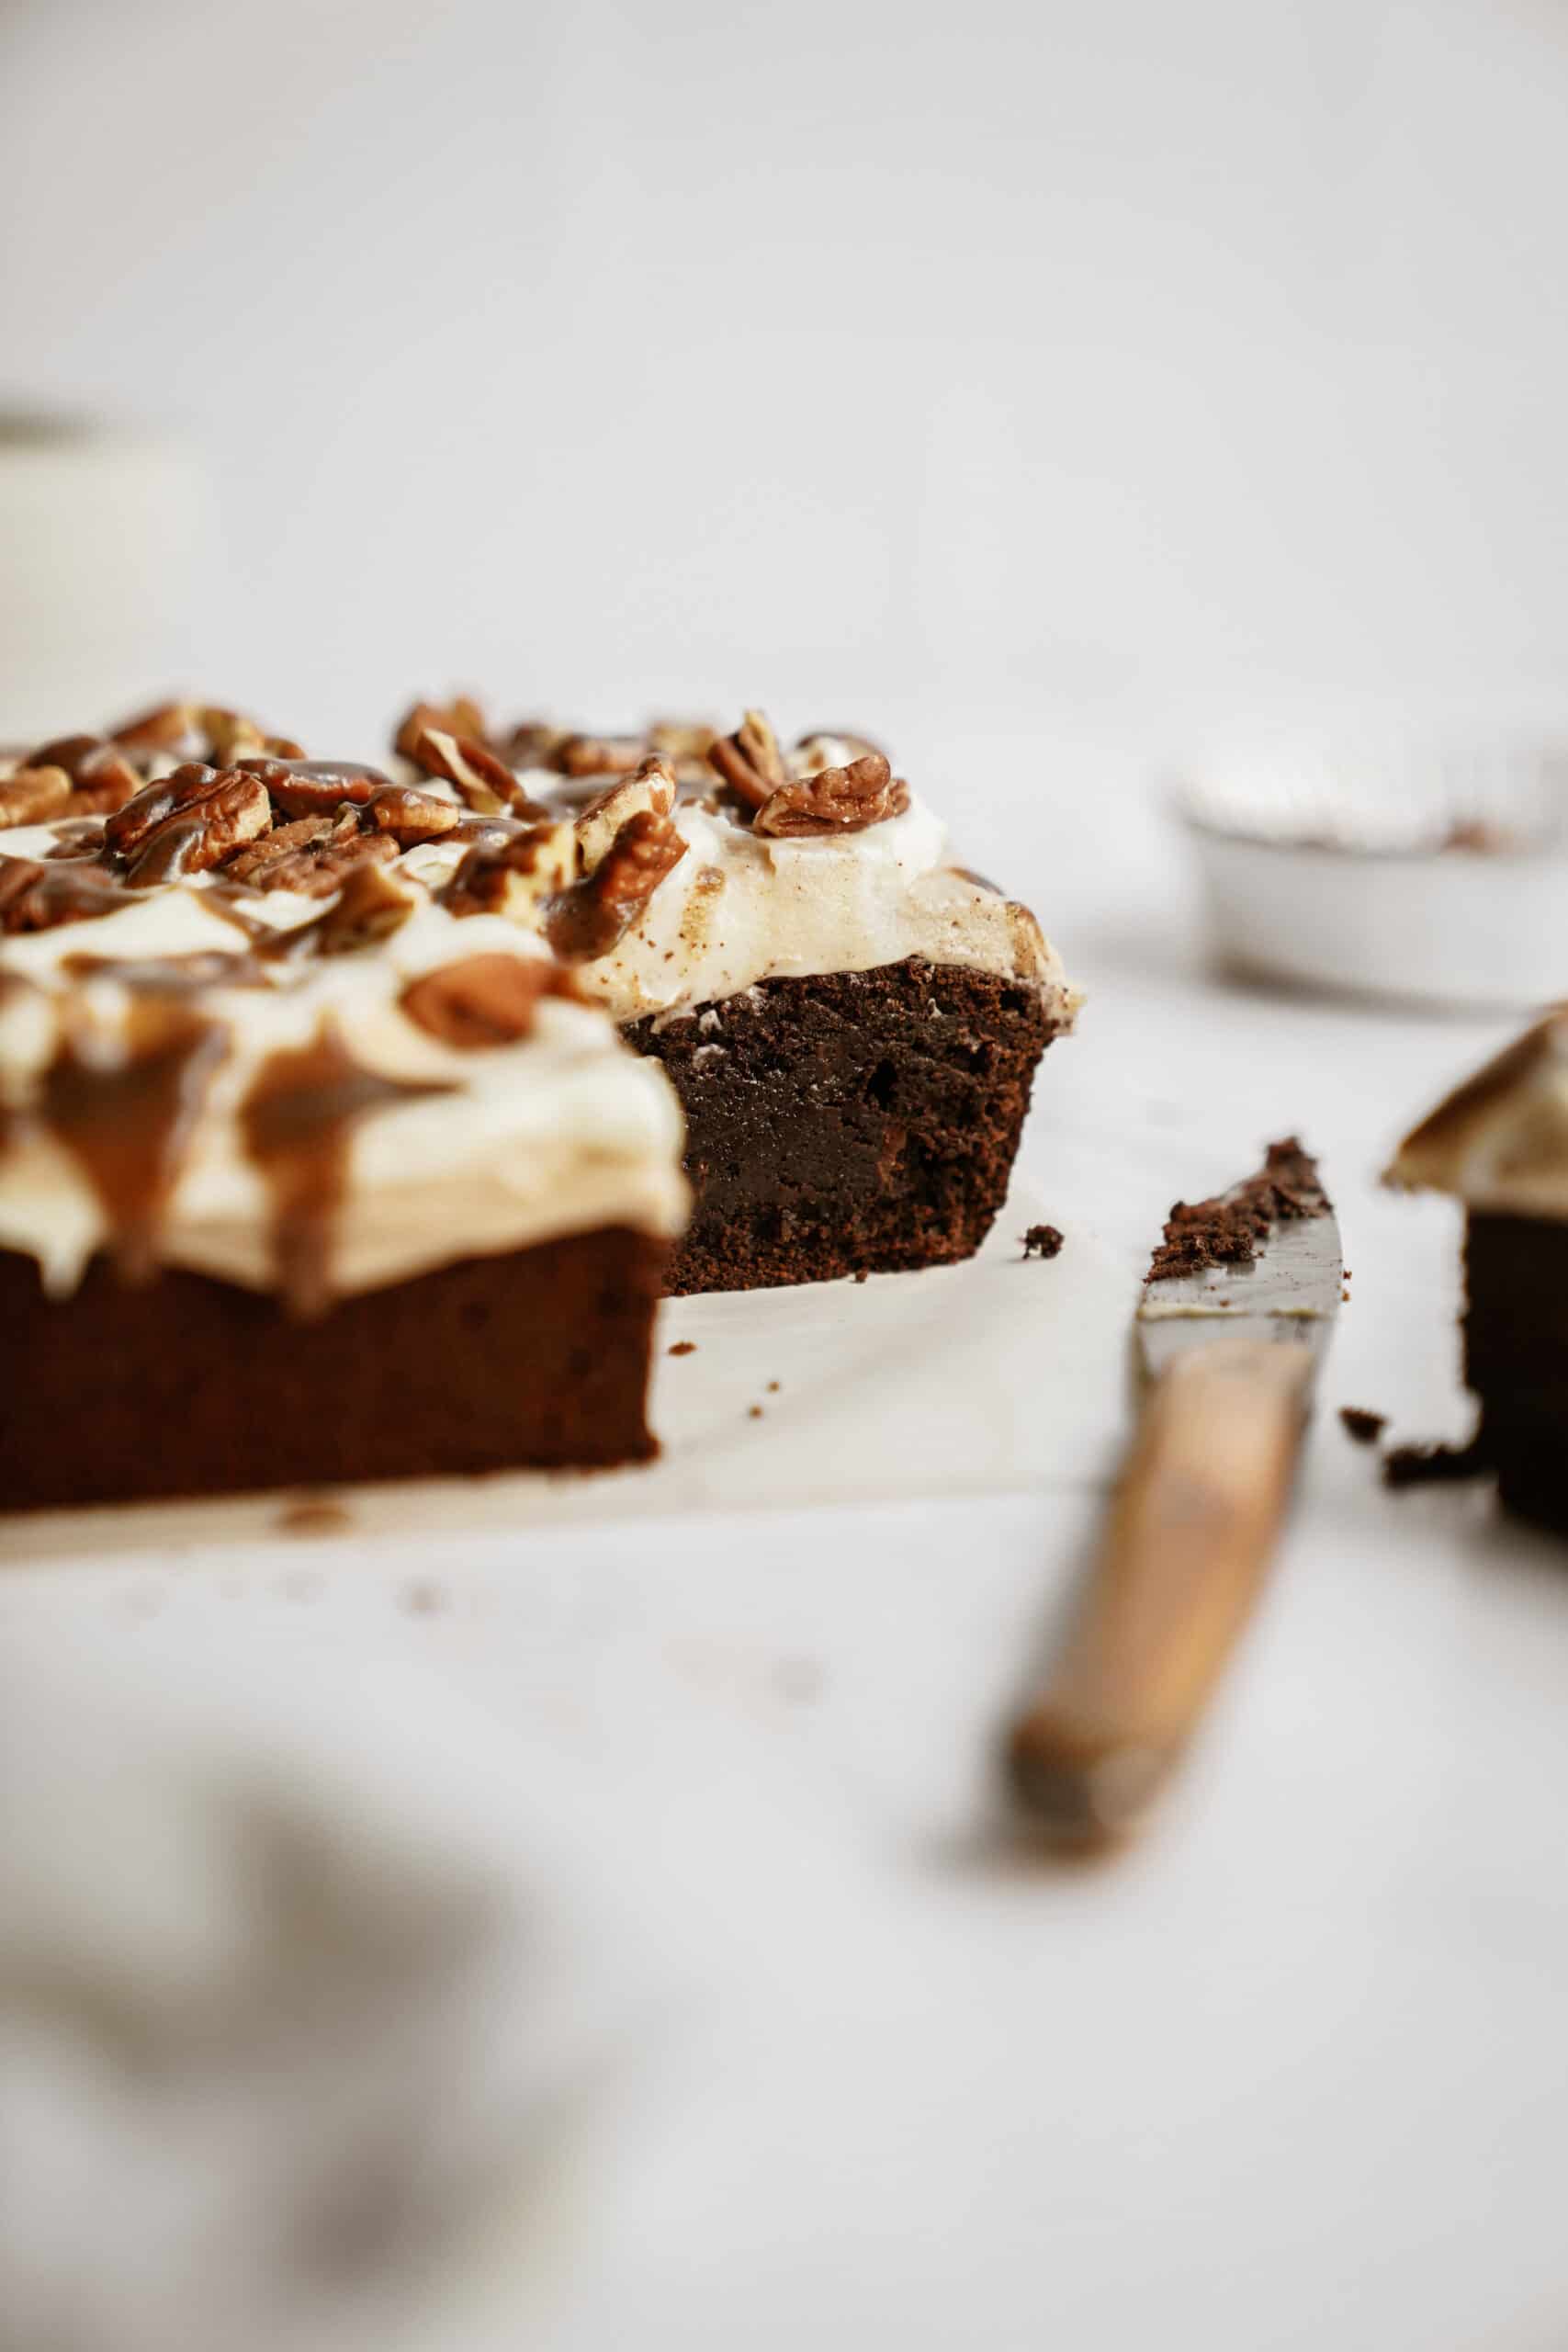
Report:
0,409,209,744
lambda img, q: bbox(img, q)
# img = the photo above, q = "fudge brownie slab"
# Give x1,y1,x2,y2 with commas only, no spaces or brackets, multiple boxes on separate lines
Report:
393,704,1082,1289
630,958,1062,1294
0,1227,663,1511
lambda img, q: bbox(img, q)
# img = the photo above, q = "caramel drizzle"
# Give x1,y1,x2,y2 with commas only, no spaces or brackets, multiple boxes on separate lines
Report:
239,1026,454,1319
41,996,231,1282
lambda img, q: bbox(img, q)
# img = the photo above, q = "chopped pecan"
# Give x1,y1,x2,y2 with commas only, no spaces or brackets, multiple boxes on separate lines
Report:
106,763,272,883
546,808,687,960
227,815,398,897
198,706,306,764
0,764,72,829
440,820,578,922
108,699,197,752
400,953,579,1047
649,718,718,772
267,860,421,957
394,695,490,761
575,753,676,870
25,733,142,814
365,784,462,846
408,728,540,818
0,854,134,933
553,734,646,780
707,709,787,809
237,757,389,818
505,719,569,770
751,752,909,839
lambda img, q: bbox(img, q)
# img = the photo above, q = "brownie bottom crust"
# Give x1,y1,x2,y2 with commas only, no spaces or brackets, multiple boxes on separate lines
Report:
0,1226,665,1514
1464,1210,1568,1534
626,957,1062,1295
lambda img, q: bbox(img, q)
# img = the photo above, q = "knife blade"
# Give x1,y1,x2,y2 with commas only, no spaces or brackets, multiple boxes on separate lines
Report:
1007,1139,1343,1848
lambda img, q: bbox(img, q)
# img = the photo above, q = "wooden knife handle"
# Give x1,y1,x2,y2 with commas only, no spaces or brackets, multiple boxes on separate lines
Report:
1007,1334,1314,1847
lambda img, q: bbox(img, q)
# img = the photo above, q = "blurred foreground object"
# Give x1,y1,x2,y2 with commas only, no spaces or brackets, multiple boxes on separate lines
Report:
1009,1141,1342,1846
1177,737,1568,1009
0,411,207,742
0,1629,667,2352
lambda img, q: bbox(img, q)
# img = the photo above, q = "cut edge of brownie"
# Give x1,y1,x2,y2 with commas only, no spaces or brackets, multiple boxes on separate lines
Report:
626,956,1063,1295
0,1224,666,1514
1463,1208,1568,1534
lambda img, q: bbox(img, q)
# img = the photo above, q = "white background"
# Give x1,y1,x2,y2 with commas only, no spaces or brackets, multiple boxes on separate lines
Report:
6,0,1568,746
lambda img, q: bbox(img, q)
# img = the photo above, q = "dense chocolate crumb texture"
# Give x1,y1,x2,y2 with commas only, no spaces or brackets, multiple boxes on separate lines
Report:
1145,1137,1331,1285
384,699,1082,1031
0,705,686,1309
1383,1006,1568,1219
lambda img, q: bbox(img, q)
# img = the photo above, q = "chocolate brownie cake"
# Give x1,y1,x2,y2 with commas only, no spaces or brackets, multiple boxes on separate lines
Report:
1384,1009,1568,1532
389,701,1081,1291
0,707,686,1510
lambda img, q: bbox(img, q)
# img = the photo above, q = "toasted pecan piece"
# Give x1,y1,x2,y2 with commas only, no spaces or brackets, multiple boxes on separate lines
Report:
0,853,135,933
546,808,687,960
365,784,462,846
228,816,399,897
751,752,909,839
237,757,389,818
707,709,787,810
552,733,646,780
0,765,72,829
106,763,273,885
575,753,676,870
408,728,547,819
394,695,491,761
25,734,143,815
400,952,579,1047
268,860,421,957
440,820,579,922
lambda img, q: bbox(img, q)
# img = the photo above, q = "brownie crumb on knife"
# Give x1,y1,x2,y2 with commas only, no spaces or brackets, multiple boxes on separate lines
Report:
1145,1137,1330,1284
1021,1223,1064,1260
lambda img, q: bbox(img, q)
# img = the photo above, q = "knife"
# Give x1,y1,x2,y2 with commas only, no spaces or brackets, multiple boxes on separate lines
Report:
1007,1139,1342,1847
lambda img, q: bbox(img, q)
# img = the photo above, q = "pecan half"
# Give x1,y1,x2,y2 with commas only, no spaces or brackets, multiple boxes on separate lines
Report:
108,700,196,752
227,815,399,897
575,753,676,870
25,734,143,815
236,757,389,819
0,764,72,829
545,808,687,961
505,719,569,771
707,709,787,809
751,752,909,839
400,953,579,1048
365,784,462,846
199,707,306,764
440,821,578,922
104,763,273,884
394,695,490,761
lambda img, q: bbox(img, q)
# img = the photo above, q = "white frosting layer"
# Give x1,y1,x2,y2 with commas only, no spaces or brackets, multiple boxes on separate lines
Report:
401,778,1080,1026
0,884,686,1299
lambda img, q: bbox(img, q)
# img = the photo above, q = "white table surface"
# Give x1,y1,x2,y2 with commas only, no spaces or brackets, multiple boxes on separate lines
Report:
6,745,1566,2350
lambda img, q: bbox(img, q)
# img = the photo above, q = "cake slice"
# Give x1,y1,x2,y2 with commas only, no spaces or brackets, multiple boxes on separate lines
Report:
1384,1008,1568,1532
0,716,685,1510
391,702,1081,1292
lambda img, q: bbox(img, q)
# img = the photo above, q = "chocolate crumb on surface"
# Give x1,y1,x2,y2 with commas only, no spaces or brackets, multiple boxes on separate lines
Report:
748,1403,763,1419
1382,1439,1492,1489
1145,1136,1330,1285
1021,1223,1064,1260
668,1339,697,1357
1339,1407,1386,1445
